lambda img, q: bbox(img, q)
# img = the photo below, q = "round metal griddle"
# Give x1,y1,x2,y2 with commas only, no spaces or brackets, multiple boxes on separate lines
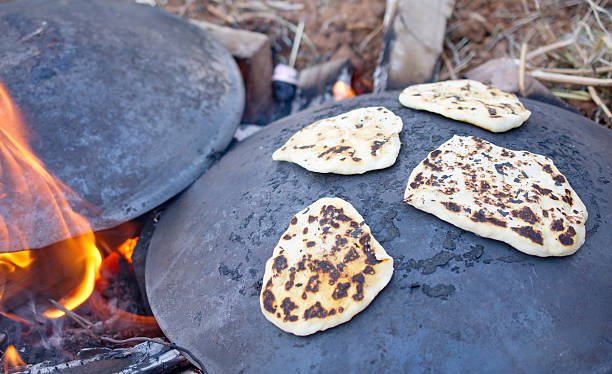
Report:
146,93,612,373
0,0,244,251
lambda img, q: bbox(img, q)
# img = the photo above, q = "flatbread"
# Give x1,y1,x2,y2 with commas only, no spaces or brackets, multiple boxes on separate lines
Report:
272,107,403,174
398,79,531,133
403,135,587,257
260,197,394,336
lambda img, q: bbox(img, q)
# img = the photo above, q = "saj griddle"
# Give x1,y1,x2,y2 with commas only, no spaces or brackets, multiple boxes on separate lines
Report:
146,92,612,373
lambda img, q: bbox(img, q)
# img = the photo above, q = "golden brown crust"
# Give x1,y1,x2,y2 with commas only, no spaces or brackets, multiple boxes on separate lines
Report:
404,135,587,257
260,198,393,335
399,80,531,133
272,107,403,174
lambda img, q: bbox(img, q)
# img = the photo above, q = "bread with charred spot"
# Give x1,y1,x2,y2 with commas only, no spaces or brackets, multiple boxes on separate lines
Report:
403,135,587,257
260,197,394,336
272,107,403,175
399,79,531,133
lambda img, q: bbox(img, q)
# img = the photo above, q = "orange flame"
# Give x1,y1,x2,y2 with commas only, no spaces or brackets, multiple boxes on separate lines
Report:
2,346,25,373
0,81,102,319
116,237,138,264
332,81,355,101
0,252,32,274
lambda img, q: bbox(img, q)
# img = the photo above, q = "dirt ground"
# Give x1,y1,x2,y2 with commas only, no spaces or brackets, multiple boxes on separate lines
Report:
167,0,610,127
444,0,611,125
1,0,608,124
169,0,386,94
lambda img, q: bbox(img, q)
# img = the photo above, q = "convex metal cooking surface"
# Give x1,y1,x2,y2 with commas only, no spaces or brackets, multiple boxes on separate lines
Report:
146,93,612,373
0,0,244,251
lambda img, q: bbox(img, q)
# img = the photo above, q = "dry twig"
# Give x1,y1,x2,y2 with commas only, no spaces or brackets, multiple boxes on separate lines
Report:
358,23,383,51
439,54,474,81
48,299,206,373
265,1,304,11
48,299,94,329
526,38,575,60
237,12,318,56
205,4,235,24
519,42,528,97
551,90,592,101
441,51,458,80
530,70,612,86
288,18,305,67
528,65,612,75
587,86,612,124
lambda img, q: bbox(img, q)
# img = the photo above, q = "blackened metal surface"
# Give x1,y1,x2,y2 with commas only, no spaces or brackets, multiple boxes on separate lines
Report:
0,0,244,251
146,93,612,373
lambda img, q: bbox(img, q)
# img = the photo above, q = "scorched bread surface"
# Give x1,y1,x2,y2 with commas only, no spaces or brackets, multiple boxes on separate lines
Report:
272,107,403,174
399,80,531,132
260,198,393,336
404,136,587,257
146,92,612,374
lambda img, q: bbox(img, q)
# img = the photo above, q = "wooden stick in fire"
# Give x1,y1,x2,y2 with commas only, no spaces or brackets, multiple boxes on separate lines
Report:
48,299,207,373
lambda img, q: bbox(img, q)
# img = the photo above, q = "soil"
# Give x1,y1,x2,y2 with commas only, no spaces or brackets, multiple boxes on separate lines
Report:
444,0,608,124
446,0,579,67
174,0,386,92
169,0,609,126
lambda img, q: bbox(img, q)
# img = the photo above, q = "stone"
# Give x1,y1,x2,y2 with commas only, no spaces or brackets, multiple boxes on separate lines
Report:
375,0,455,90
465,57,570,109
292,58,350,111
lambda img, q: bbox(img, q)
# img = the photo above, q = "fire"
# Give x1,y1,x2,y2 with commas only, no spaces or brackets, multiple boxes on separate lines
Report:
116,237,138,264
0,252,33,273
0,81,102,319
2,346,25,373
332,80,356,101
43,237,101,319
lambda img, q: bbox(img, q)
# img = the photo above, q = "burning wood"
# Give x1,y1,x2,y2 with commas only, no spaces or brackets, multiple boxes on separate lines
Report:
332,80,356,101
116,237,139,265
7,341,190,374
2,345,25,373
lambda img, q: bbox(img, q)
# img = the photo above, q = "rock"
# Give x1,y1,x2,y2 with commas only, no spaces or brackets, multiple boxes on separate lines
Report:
375,0,455,90
292,58,351,111
464,57,570,109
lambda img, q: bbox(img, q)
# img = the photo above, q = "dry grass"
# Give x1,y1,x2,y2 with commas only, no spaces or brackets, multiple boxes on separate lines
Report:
160,0,386,87
444,0,611,127
158,0,611,126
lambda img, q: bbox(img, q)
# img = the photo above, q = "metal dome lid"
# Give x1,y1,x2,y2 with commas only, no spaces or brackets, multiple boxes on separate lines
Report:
0,0,244,251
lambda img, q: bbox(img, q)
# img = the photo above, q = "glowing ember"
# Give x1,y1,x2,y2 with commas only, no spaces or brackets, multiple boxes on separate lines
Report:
0,310,31,332
0,81,102,319
116,237,139,264
2,345,26,373
332,80,356,101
